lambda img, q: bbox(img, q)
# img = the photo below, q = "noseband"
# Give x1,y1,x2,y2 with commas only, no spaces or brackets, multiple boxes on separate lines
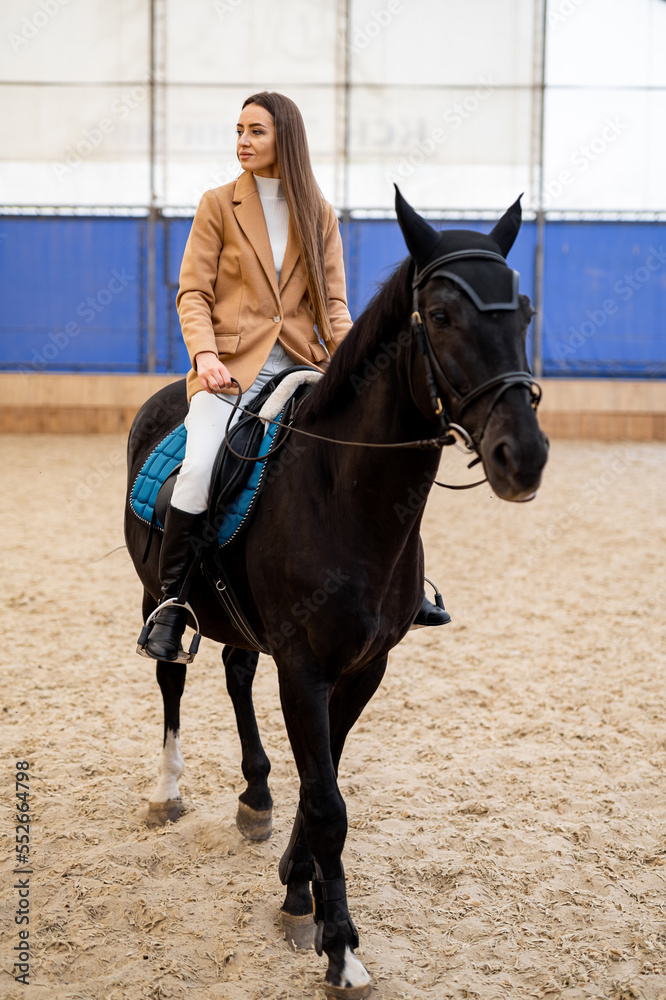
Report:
409,249,542,455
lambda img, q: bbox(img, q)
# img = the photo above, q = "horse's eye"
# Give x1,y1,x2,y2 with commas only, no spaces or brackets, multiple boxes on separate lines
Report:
428,311,448,326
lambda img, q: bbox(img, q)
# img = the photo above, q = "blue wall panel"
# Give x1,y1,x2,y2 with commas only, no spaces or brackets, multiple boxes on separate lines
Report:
0,215,664,380
542,222,666,377
164,218,195,375
0,217,146,373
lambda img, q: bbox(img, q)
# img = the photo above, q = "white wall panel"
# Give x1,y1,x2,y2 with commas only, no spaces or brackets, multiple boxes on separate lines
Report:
543,87,666,211
350,0,536,87
347,84,535,209
3,0,149,83
165,0,339,84
0,84,150,205
0,0,664,213
546,0,666,89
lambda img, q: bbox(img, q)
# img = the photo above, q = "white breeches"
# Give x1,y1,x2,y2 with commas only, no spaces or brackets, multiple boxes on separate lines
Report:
170,341,294,514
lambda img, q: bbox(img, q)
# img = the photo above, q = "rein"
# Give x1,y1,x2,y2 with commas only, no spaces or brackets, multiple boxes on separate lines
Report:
215,380,497,492
217,380,454,452
214,251,542,491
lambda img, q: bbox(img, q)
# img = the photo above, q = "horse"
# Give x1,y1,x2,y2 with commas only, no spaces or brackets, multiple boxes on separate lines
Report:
124,187,549,998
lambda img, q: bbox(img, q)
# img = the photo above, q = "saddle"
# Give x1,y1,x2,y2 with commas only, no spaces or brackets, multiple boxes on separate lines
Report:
130,366,321,651
148,366,320,547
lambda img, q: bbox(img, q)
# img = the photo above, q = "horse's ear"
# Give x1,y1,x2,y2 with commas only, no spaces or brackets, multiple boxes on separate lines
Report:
489,195,523,257
394,184,440,268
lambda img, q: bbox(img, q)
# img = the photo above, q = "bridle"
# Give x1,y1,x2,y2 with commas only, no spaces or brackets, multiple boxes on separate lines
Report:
214,248,542,490
408,248,542,466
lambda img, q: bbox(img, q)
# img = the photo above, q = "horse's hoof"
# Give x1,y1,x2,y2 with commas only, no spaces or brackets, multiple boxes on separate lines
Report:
278,910,315,951
146,798,182,826
324,984,375,999
236,800,272,841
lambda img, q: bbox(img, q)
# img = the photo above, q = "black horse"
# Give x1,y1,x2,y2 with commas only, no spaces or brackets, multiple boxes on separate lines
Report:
124,189,549,997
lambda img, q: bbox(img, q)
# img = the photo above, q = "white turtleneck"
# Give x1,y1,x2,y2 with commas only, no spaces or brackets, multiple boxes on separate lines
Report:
254,174,289,281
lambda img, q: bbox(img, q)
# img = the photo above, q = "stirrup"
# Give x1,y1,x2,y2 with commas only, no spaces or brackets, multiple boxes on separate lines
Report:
424,575,446,610
136,598,202,664
410,575,451,630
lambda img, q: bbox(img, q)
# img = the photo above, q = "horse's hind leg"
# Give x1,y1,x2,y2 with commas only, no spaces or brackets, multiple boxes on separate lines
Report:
278,804,316,949
223,645,273,841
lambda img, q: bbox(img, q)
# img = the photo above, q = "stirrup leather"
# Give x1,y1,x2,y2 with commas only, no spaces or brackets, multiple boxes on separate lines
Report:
136,597,202,664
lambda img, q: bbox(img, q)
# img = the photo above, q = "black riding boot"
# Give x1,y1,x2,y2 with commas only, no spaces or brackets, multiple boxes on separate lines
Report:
143,504,204,661
413,591,452,627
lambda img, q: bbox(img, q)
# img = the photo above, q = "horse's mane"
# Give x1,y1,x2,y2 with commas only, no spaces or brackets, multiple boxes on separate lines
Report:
302,255,415,419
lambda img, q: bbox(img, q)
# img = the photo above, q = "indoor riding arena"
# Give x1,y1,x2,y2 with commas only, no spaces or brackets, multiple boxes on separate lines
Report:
2,3,665,1000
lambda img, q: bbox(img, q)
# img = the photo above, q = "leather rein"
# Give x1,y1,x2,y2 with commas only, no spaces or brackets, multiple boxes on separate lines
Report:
216,249,542,492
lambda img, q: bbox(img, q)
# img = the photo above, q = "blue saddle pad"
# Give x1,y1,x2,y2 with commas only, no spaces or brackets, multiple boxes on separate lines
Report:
129,416,281,548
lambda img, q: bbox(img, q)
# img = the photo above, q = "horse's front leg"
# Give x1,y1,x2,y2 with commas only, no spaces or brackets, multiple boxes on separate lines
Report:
278,657,387,958
147,659,187,825
223,645,273,841
278,662,377,998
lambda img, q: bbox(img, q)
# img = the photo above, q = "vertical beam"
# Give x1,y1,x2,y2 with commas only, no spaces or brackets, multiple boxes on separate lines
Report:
337,0,353,312
531,0,548,378
147,0,157,373
147,0,166,373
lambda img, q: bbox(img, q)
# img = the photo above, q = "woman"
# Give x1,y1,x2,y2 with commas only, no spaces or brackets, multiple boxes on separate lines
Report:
143,91,448,661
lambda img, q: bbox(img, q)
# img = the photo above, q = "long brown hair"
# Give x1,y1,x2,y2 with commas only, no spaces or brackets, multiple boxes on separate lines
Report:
241,91,333,345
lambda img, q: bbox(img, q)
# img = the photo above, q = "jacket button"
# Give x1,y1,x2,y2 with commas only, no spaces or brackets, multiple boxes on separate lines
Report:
272,315,280,323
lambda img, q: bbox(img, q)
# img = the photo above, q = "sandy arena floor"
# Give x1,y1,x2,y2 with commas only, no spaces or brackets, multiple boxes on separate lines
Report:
1,434,666,1000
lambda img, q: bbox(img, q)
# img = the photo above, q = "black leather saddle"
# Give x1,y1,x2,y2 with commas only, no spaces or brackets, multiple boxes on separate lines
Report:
154,365,317,544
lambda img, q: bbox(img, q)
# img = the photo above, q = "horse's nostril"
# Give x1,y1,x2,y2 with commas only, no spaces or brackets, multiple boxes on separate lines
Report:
493,441,513,475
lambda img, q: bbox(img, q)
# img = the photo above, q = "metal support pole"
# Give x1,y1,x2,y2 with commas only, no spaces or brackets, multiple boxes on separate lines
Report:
531,0,548,378
147,0,157,373
336,0,353,314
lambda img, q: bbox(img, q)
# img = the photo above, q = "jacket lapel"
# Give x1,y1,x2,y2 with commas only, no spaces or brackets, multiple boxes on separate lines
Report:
232,171,280,303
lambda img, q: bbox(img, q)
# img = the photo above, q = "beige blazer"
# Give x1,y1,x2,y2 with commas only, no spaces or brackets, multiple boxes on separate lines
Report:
176,170,352,401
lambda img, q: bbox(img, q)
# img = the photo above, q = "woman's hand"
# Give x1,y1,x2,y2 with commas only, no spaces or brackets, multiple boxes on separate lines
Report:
195,351,234,393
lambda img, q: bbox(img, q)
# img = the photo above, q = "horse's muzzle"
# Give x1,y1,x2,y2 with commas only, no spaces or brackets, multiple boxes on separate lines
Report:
485,431,550,502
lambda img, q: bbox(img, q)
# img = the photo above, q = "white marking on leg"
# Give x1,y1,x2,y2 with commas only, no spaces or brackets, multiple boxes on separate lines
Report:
340,946,370,988
149,729,184,803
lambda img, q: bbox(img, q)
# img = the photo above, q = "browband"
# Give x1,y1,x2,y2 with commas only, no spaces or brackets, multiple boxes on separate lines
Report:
412,249,509,288
412,248,520,312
